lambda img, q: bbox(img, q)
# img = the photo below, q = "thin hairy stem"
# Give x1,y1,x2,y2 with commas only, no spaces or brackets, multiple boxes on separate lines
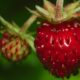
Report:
56,0,64,20
20,15,37,33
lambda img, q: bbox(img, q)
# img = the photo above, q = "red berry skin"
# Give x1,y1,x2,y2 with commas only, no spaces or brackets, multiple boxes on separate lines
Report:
0,39,3,48
34,19,80,77
0,32,9,48
0,32,7,48
3,32,9,39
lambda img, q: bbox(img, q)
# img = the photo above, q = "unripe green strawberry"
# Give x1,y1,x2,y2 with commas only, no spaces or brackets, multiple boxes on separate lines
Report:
1,32,29,61
0,15,37,61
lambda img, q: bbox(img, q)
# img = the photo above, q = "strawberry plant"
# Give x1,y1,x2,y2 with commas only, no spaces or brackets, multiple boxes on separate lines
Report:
0,0,80,80
0,15,37,61
27,0,80,79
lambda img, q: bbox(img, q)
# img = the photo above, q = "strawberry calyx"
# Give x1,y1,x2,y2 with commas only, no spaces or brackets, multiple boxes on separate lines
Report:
27,0,80,24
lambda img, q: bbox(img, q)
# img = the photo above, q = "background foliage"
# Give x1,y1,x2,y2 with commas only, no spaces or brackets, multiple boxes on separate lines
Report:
0,0,80,80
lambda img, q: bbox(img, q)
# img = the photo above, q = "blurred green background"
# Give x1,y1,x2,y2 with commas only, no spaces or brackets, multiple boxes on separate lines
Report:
0,0,80,80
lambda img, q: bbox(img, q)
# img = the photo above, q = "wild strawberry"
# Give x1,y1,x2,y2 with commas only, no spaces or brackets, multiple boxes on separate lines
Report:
0,15,37,61
0,32,29,61
28,0,80,78
35,19,80,77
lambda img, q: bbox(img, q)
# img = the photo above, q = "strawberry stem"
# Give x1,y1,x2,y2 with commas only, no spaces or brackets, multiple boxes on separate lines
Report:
20,14,37,33
56,0,64,21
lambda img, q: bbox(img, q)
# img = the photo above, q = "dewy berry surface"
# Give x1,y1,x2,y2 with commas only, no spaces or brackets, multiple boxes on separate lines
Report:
34,19,80,77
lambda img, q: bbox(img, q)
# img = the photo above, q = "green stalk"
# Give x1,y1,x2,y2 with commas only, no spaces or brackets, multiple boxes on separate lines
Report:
20,14,37,33
56,0,64,21
19,15,37,52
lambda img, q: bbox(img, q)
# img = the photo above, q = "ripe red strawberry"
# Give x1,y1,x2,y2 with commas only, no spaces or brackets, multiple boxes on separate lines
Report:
35,19,80,77
28,0,80,78
0,15,37,61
